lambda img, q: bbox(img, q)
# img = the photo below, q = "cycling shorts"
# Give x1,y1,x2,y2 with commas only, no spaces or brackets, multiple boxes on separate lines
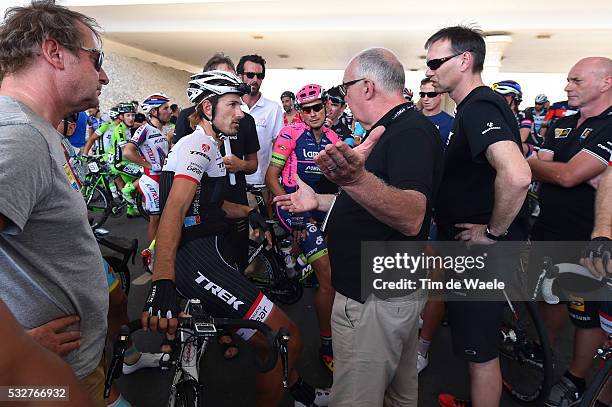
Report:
446,299,505,363
137,174,161,215
175,235,274,341
275,206,328,264
599,301,612,334
566,293,602,329
104,259,119,293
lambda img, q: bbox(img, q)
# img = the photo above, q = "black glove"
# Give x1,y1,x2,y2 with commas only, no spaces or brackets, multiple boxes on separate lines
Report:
582,237,611,270
248,209,268,234
143,279,179,319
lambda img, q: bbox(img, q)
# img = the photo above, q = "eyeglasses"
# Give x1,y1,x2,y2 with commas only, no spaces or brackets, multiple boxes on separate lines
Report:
339,78,366,96
419,91,439,98
426,51,470,70
79,46,104,72
243,72,265,80
301,103,325,114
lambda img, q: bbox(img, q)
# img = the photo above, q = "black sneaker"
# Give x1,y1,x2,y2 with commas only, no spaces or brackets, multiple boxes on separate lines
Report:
544,376,583,407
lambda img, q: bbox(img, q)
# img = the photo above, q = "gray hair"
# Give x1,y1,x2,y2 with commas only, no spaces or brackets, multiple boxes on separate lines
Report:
353,48,405,95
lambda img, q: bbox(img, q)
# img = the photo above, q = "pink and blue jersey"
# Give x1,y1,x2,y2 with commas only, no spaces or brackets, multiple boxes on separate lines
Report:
270,122,340,193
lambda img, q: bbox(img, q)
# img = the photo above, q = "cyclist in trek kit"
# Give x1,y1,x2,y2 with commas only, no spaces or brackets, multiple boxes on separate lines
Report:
122,93,171,243
266,83,340,373
141,70,329,407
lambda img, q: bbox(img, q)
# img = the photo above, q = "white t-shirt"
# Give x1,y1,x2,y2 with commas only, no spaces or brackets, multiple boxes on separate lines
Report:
242,95,284,185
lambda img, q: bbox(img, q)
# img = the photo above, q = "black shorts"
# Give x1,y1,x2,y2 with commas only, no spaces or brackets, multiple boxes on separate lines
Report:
175,235,274,340
447,299,505,363
566,294,601,329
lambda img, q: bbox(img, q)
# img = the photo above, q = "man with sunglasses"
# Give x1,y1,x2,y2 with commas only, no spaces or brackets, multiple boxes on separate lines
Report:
266,83,340,374
275,48,443,406
237,54,284,187
424,26,532,407
0,2,110,405
419,77,454,146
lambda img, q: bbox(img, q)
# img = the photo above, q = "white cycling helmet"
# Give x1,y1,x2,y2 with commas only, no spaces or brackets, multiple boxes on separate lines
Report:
141,93,170,115
535,94,548,104
187,70,250,105
109,106,121,120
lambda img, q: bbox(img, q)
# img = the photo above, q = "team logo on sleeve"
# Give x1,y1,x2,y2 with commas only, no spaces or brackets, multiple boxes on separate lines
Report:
554,128,572,138
580,128,593,139
201,144,210,152
481,122,501,135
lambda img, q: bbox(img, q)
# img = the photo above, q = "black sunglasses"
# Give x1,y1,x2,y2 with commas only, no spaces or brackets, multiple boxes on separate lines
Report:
339,78,366,96
426,51,470,70
80,46,104,72
244,72,265,80
301,103,325,114
419,91,439,98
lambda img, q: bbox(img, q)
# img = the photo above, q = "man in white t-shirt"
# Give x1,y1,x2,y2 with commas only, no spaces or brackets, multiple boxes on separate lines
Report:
237,54,284,186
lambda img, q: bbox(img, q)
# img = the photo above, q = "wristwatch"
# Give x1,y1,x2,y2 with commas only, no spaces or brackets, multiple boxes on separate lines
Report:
485,225,508,241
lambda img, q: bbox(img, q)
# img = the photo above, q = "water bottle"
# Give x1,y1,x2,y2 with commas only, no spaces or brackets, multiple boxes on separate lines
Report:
280,239,297,278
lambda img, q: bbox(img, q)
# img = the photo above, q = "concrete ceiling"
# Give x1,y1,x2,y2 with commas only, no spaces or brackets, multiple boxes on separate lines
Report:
58,0,612,73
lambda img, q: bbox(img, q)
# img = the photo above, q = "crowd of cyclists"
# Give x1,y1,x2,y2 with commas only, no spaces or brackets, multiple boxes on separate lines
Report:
0,2,611,407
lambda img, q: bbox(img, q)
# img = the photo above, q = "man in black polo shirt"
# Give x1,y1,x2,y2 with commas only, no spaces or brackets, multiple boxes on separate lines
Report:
425,26,532,407
527,56,612,407
174,53,259,270
275,47,443,407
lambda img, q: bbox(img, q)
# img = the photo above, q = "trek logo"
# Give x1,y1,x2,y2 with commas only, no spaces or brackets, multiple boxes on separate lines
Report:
302,149,319,159
195,272,244,311
482,122,501,135
201,144,210,153
190,150,211,161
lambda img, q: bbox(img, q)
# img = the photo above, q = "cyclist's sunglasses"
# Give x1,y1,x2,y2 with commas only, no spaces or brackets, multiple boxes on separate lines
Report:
244,72,265,80
419,91,439,98
80,46,104,72
301,103,325,114
426,50,471,70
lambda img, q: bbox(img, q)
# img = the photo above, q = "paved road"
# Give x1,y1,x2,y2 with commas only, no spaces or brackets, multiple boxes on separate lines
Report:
99,215,584,406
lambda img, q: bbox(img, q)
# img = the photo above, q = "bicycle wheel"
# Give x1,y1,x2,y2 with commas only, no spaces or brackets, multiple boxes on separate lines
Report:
135,191,150,222
173,380,199,407
580,358,611,407
104,256,131,296
500,286,554,404
84,184,111,229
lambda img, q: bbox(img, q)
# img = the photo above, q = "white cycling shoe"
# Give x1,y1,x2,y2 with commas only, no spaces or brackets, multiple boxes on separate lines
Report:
294,387,330,407
122,352,164,375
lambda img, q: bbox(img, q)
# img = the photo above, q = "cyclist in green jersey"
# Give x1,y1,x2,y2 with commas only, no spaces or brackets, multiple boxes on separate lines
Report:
112,102,142,217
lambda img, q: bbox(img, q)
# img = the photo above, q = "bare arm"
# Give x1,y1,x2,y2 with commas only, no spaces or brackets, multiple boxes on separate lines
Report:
243,152,258,174
528,150,606,188
222,201,251,219
0,301,95,407
592,166,612,239
153,179,197,281
486,140,532,235
265,164,286,198
82,132,99,155
122,143,150,169
343,173,427,236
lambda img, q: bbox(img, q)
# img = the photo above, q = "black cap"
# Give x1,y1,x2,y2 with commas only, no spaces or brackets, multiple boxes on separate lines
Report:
280,91,295,101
